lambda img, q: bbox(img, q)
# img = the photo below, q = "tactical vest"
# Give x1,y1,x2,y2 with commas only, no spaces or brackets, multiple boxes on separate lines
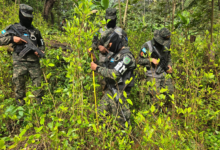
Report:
99,26,128,47
8,23,38,54
145,41,168,78
105,48,135,91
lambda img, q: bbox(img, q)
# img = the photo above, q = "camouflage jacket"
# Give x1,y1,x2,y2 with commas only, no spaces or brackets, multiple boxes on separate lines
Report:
97,47,136,90
0,23,45,62
138,40,172,78
92,26,128,50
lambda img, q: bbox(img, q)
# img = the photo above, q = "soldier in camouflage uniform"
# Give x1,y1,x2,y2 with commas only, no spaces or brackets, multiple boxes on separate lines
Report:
90,28,136,128
0,4,45,106
138,28,174,109
91,8,128,91
92,8,128,66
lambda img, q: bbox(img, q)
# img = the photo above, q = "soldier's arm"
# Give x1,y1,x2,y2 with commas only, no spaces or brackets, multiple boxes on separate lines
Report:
122,30,128,46
36,30,45,52
92,31,100,50
98,54,135,80
137,43,151,67
0,29,14,46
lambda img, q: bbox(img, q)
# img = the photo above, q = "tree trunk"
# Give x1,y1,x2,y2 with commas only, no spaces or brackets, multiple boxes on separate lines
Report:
172,0,176,31
182,0,184,10
118,0,122,27
43,0,56,22
219,0,220,10
123,0,129,29
210,0,215,61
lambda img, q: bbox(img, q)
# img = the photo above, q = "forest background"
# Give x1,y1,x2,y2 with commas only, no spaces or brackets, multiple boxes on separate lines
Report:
0,0,220,149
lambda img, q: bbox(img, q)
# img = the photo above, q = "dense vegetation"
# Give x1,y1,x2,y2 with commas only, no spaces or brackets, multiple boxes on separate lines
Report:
0,0,220,149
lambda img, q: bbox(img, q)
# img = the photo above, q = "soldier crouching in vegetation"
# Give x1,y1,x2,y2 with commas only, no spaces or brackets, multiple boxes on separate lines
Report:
90,28,136,128
0,4,45,106
138,28,174,112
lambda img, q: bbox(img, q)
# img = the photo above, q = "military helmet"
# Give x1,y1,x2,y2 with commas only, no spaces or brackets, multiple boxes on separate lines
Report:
153,28,171,47
19,4,33,18
105,8,117,20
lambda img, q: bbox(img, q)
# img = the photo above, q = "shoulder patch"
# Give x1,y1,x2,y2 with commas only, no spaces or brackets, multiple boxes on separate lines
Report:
1,30,6,34
123,56,131,65
142,47,147,53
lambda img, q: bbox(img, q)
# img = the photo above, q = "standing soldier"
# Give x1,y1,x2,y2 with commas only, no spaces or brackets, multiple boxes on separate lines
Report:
0,4,45,106
138,28,174,110
90,29,136,128
92,8,128,66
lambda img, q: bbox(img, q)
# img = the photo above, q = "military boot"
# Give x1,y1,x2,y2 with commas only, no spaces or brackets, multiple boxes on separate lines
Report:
16,98,25,106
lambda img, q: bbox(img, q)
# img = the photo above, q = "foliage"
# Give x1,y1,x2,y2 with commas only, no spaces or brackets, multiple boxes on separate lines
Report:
0,0,220,149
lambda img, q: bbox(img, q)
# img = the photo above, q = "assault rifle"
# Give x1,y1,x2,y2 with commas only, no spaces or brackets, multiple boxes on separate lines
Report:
10,25,45,58
151,46,169,74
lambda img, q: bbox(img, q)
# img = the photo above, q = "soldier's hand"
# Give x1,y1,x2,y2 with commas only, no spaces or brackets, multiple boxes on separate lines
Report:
151,58,159,65
98,45,109,54
91,61,97,71
166,66,173,74
13,36,27,44
34,51,44,57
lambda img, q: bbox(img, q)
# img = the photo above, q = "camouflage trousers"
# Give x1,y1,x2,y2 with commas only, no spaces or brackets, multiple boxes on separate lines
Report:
12,61,43,105
98,89,131,128
146,76,174,107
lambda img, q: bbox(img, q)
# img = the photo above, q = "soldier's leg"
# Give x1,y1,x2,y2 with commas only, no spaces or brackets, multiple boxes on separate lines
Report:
13,61,28,106
28,61,43,104
163,77,174,111
146,77,162,108
110,91,131,128
98,89,112,119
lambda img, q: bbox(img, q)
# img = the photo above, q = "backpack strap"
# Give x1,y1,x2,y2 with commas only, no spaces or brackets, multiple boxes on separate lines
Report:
145,41,153,53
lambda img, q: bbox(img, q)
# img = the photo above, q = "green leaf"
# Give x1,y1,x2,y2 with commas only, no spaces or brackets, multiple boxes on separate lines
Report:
92,124,97,133
0,139,6,149
160,88,168,93
101,0,109,9
112,72,117,79
35,126,43,133
113,93,117,99
188,107,191,113
48,63,55,67
126,99,133,105
107,94,113,99
48,122,53,130
40,118,45,125
46,73,52,79
125,121,128,128
123,91,127,98
119,98,123,104
19,129,27,137
150,105,155,113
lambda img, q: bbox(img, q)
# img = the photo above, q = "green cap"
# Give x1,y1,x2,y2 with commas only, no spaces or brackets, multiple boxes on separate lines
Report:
153,28,171,47
19,4,33,18
105,8,117,20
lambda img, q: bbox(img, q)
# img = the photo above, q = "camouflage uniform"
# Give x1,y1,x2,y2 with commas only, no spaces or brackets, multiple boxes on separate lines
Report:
0,4,45,106
96,29,136,128
92,8,129,91
138,28,174,106
92,8,128,66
